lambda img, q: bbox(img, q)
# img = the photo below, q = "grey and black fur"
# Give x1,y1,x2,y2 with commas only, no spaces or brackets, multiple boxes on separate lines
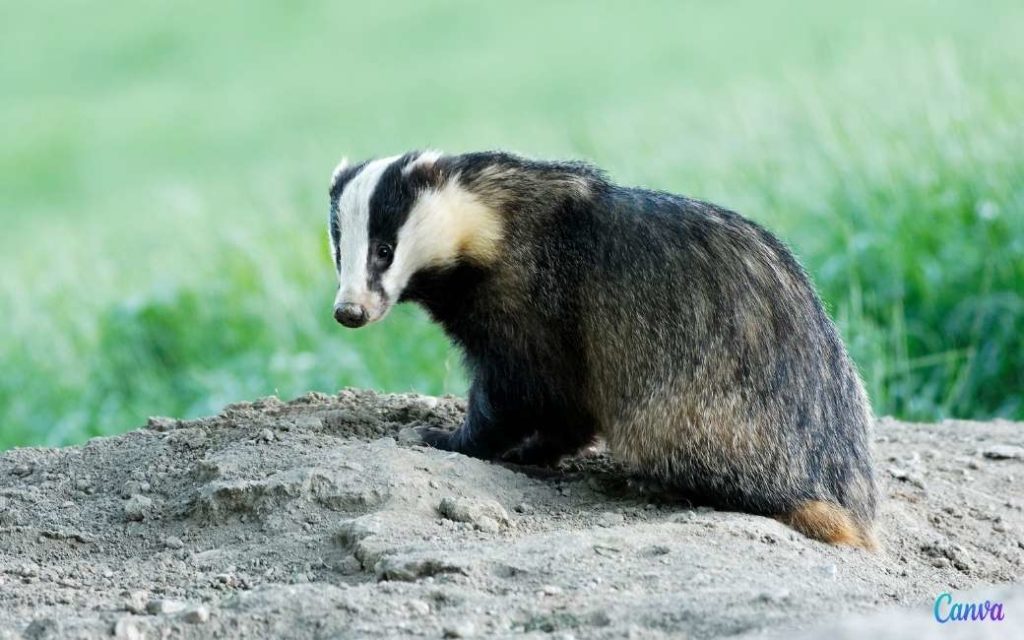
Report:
327,150,879,549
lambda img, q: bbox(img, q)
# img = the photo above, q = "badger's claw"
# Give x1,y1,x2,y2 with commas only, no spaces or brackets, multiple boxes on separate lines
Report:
416,426,454,450
501,441,562,468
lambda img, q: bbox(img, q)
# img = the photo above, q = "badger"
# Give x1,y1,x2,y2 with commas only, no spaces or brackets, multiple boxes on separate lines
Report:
326,150,878,549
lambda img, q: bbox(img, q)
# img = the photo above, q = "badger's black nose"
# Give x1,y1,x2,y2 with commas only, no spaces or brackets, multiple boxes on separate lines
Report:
334,303,368,328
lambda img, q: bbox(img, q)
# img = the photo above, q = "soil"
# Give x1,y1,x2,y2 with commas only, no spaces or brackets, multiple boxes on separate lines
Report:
1,389,1022,639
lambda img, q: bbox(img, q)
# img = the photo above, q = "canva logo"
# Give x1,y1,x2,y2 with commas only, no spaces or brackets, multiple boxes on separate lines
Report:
933,592,1006,623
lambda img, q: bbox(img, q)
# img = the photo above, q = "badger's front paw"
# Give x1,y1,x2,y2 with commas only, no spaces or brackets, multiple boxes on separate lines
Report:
415,426,454,450
501,440,562,468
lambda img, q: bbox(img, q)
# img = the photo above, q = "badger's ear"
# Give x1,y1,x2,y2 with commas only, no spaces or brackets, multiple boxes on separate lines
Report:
403,150,444,189
330,156,351,183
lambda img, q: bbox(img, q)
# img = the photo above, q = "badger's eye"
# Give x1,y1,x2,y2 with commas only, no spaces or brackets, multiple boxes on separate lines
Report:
374,243,394,267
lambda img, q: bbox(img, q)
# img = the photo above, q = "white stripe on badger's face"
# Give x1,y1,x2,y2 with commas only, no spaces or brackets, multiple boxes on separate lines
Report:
380,180,503,298
327,156,349,267
332,155,401,317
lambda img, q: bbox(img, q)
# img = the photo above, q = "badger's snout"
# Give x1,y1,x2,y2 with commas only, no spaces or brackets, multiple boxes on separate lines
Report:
334,302,368,328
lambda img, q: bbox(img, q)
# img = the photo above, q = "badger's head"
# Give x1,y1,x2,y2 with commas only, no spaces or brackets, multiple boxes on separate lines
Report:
327,151,503,327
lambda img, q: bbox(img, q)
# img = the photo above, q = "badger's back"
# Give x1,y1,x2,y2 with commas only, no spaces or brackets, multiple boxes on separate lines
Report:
571,187,876,525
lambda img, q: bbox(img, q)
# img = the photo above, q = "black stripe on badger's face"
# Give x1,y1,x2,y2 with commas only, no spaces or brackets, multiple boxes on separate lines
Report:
365,152,421,296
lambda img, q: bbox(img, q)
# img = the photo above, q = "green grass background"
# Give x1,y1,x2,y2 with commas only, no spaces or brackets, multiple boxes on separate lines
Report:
2,1,1022,449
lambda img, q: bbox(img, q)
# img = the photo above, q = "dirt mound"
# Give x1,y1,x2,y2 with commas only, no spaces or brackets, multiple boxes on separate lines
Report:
1,390,1021,638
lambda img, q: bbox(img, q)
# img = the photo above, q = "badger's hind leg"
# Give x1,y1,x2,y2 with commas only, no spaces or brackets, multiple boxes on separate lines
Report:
777,500,878,551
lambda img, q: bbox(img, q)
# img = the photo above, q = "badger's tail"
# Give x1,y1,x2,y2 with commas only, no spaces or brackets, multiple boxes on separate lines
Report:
777,500,879,551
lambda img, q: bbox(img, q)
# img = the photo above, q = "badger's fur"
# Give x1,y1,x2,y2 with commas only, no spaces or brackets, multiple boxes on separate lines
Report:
327,150,879,549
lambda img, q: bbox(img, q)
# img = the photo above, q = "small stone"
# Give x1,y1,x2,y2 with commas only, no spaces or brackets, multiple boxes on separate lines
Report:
12,464,31,477
438,496,510,529
817,564,838,580
413,395,440,411
513,502,532,514
931,557,951,569
983,445,1024,460
121,481,145,498
252,396,284,410
407,599,431,616
124,591,149,614
541,584,563,596
336,556,362,575
443,621,476,638
145,598,186,615
949,545,973,571
887,467,925,488
113,617,146,640
146,416,177,431
597,511,625,527
124,495,153,522
164,536,185,550
756,588,792,603
15,564,39,578
183,606,210,624
474,516,500,533
375,554,469,582
257,429,275,443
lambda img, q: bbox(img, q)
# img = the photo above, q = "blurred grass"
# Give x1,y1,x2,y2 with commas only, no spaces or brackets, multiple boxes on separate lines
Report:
1,1,1022,449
